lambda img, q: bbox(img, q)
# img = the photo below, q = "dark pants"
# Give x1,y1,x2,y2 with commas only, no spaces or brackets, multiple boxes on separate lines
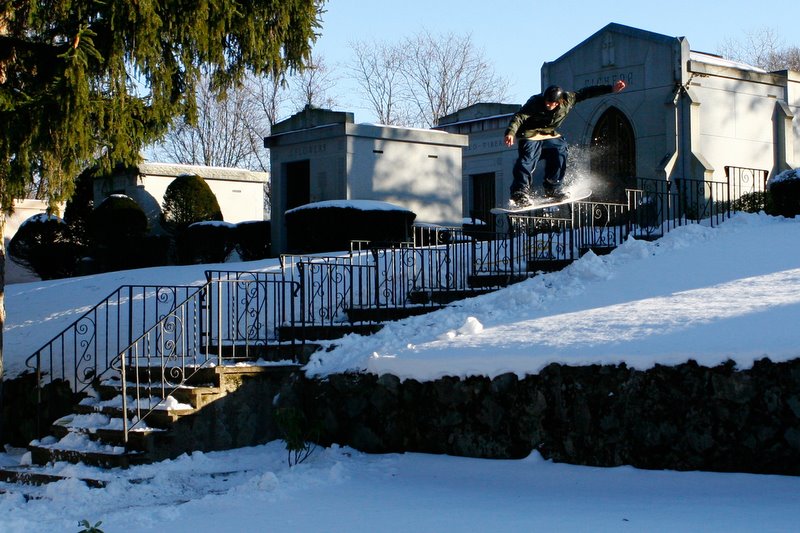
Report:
510,136,568,196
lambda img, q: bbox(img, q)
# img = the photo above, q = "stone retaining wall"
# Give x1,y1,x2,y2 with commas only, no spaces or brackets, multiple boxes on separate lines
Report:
281,358,800,475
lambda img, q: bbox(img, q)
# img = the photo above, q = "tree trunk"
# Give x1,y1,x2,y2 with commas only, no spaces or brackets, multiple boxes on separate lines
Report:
1,216,5,438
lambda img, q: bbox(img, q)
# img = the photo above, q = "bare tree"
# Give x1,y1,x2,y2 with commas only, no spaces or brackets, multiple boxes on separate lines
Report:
400,30,509,128
717,27,800,71
349,31,509,128
239,74,291,177
149,76,270,172
248,74,290,128
349,39,410,125
289,53,340,111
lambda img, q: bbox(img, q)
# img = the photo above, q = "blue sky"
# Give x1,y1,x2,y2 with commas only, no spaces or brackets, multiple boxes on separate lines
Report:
312,0,797,122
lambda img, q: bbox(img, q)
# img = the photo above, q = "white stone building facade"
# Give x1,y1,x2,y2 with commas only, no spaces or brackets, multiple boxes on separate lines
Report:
437,23,799,220
93,162,269,233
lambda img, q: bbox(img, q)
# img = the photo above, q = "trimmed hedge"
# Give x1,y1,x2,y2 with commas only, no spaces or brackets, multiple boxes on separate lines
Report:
176,221,237,264
236,220,271,261
768,170,800,218
286,201,416,253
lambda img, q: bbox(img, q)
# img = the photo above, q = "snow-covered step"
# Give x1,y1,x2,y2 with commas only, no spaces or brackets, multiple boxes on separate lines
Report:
97,378,224,410
0,465,107,490
28,432,148,469
50,413,165,451
74,393,198,429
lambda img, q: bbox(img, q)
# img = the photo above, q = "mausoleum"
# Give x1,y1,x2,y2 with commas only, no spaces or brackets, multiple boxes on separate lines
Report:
265,107,468,254
436,23,799,221
93,162,269,233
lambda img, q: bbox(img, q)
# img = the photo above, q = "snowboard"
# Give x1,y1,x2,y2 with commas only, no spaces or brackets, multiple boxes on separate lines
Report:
490,189,592,215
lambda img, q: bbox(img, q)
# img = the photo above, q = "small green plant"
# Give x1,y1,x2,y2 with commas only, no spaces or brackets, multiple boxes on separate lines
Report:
274,406,320,466
77,519,104,533
729,191,773,214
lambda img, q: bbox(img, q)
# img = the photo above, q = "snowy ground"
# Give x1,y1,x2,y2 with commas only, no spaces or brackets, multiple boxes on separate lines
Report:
2,212,800,531
2,442,800,533
305,212,800,380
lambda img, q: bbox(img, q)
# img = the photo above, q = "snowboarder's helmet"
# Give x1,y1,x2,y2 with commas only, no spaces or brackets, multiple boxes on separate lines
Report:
543,85,564,103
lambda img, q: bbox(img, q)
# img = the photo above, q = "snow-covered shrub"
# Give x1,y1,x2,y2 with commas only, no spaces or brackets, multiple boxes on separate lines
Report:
767,168,800,218
8,213,80,280
235,220,271,261
176,220,236,264
285,200,416,253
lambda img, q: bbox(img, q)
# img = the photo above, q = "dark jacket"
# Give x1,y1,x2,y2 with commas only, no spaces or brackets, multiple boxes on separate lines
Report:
505,84,614,139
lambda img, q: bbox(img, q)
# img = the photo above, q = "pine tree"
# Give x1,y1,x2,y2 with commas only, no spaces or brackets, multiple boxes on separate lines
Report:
0,1,324,392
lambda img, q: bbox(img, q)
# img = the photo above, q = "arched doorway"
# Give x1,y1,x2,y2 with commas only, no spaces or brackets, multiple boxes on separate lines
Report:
590,107,636,201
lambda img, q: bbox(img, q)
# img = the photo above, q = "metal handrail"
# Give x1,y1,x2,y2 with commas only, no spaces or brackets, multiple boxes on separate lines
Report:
116,281,212,443
25,284,202,395
117,275,302,443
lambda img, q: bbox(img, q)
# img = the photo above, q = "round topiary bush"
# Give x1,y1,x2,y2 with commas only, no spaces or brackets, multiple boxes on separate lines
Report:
767,168,800,218
8,213,80,280
161,174,223,233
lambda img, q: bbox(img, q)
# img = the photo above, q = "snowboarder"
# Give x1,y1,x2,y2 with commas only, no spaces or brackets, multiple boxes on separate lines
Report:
504,80,626,207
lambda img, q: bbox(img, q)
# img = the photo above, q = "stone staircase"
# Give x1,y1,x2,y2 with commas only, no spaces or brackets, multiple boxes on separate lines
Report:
0,352,308,490
2,268,526,493
1,222,582,491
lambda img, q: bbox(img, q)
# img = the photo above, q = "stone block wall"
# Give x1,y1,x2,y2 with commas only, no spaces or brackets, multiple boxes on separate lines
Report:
280,358,800,475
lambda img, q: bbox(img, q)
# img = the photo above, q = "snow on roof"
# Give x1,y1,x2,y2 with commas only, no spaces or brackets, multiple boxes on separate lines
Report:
138,162,269,183
285,199,413,215
689,51,767,73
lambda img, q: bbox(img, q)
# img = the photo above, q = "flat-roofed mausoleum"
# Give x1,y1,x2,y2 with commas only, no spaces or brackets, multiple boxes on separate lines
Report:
264,108,468,254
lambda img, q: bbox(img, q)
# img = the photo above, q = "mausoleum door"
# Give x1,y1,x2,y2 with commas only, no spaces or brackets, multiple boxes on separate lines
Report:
286,160,311,210
471,172,496,229
589,107,635,201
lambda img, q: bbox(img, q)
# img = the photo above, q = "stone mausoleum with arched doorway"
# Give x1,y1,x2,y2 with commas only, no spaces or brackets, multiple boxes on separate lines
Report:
436,23,799,223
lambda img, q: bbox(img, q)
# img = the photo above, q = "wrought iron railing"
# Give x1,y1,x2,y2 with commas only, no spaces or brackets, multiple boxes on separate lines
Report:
24,171,771,444
573,200,631,254
296,257,377,325
203,270,302,355
510,212,575,268
117,274,303,442
626,169,767,240
25,285,201,395
117,282,211,443
725,165,768,201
